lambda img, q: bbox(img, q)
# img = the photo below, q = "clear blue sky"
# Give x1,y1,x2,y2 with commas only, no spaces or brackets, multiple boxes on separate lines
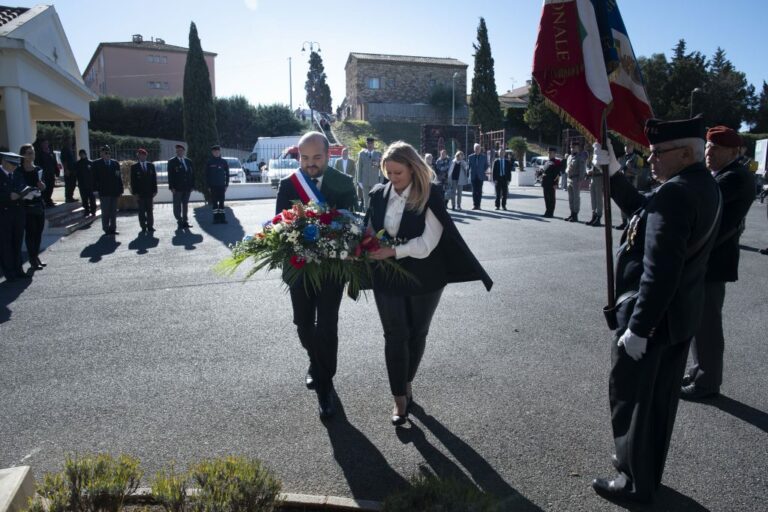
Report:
16,0,768,110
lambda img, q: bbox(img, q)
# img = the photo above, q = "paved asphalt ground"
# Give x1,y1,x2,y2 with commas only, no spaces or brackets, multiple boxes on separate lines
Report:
1,183,766,511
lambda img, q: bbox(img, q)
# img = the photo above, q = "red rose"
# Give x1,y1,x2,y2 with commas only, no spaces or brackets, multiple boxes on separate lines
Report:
360,235,380,252
319,212,334,225
272,214,282,224
282,210,296,222
305,210,317,218
290,255,306,269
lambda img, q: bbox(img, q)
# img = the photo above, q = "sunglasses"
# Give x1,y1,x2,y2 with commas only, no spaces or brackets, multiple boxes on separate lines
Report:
649,146,685,158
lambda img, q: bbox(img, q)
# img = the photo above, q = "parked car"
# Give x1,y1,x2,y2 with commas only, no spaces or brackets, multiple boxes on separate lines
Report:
267,158,300,187
153,160,168,183
224,157,246,184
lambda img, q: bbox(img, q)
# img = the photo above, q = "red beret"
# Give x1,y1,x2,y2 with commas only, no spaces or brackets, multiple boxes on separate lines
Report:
137,148,148,155
706,126,742,148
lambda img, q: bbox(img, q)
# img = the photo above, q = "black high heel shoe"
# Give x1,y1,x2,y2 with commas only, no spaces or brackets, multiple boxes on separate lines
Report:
391,397,409,426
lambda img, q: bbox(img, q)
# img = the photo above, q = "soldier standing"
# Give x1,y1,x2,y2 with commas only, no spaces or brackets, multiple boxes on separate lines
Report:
206,145,230,224
92,145,123,236
564,140,586,222
130,148,158,233
586,160,603,226
540,147,561,217
0,152,29,281
356,137,382,209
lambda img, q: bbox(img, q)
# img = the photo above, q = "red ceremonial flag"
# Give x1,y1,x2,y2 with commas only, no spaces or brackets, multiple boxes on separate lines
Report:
532,0,613,143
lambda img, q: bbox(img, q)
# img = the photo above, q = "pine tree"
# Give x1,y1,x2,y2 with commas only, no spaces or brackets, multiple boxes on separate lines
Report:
183,22,219,201
750,81,768,133
469,18,503,131
305,51,332,116
700,48,755,129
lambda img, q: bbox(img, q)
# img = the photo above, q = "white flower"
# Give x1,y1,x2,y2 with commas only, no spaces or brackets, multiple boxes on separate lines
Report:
272,223,283,233
329,250,338,258
340,250,348,259
350,224,361,235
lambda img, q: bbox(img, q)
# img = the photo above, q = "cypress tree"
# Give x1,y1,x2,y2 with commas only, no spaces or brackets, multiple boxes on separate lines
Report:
183,22,219,201
469,18,503,131
305,51,332,115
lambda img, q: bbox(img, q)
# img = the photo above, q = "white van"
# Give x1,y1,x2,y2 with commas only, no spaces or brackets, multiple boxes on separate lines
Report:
243,135,301,177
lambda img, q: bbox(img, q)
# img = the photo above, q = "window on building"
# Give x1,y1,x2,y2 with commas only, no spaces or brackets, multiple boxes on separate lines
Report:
367,77,380,90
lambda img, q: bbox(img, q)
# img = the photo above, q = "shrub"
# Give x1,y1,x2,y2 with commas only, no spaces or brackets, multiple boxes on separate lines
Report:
383,474,498,512
189,456,282,512
63,453,142,512
150,464,189,512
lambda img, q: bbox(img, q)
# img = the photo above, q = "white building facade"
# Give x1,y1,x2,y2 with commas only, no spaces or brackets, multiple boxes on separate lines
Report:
0,5,95,153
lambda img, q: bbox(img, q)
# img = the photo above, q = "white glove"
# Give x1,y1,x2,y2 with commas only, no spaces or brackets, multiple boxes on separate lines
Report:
592,142,621,176
617,328,647,361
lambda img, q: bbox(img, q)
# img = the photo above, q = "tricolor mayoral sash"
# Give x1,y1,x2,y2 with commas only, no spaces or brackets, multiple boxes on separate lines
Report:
289,170,326,205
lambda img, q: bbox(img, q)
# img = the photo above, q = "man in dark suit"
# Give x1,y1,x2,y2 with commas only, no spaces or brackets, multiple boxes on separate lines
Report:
130,148,158,233
92,145,124,235
276,131,356,419
591,116,722,504
34,138,57,207
681,126,755,400
75,150,96,217
540,147,561,217
205,145,229,224
492,148,514,210
0,152,29,281
167,144,195,229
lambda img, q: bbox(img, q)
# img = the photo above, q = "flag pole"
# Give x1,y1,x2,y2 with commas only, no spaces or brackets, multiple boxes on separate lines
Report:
601,118,615,308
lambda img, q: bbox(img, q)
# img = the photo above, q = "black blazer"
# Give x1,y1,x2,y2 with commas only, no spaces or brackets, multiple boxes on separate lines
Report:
92,159,124,197
130,161,158,197
705,159,755,282
492,157,514,182
167,156,195,192
367,183,493,295
275,166,357,214
610,162,721,344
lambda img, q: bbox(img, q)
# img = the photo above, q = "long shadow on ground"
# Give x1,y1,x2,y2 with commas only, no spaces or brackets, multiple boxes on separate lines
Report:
80,235,121,263
193,205,245,248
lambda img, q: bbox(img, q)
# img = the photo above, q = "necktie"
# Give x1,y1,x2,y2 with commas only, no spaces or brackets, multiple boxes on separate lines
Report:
312,178,319,186
142,162,146,172
180,159,186,171
500,159,504,177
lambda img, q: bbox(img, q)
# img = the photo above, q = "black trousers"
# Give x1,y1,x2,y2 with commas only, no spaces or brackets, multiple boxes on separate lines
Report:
289,282,344,394
79,187,96,215
64,173,77,201
137,196,154,229
374,288,443,396
210,186,226,210
0,207,25,278
542,181,556,215
172,190,192,222
686,281,726,391
24,211,45,261
471,179,484,208
495,179,509,208
609,334,690,501
42,173,55,206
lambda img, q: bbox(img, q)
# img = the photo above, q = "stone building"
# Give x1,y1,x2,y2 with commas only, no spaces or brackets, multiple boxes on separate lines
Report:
342,53,468,124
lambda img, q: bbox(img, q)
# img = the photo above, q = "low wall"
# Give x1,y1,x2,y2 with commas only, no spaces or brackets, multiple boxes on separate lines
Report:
152,183,275,204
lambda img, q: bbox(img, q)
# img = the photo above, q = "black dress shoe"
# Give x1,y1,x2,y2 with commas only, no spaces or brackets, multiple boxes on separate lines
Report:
592,477,651,504
317,390,336,419
305,367,316,390
34,258,46,267
611,454,620,471
680,383,719,401
760,248,768,255
615,222,628,230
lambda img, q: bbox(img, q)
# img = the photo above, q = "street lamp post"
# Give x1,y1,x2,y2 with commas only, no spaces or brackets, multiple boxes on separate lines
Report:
690,87,702,117
288,57,292,111
301,41,321,129
452,72,459,156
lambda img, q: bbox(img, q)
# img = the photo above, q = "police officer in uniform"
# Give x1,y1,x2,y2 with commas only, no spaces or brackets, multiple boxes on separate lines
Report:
540,147,561,217
130,148,158,233
205,145,230,224
681,126,755,400
0,152,29,281
591,116,721,504
167,144,194,229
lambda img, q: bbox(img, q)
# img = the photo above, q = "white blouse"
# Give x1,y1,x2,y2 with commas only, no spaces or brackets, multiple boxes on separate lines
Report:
382,183,444,260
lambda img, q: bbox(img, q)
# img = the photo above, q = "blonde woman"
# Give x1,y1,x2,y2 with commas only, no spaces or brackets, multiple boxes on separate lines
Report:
366,141,492,425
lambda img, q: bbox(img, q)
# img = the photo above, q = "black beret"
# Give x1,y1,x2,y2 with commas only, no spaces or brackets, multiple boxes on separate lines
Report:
645,115,705,145
210,144,221,151
366,137,375,143
100,145,111,152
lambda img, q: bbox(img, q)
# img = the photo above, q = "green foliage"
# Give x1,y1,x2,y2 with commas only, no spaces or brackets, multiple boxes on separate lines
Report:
34,124,160,160
383,474,498,512
751,82,768,133
429,84,460,111
524,80,562,144
507,136,527,165
305,51,332,114
64,453,142,512
189,456,282,512
469,18,503,131
29,472,70,512
150,464,189,512
183,22,219,200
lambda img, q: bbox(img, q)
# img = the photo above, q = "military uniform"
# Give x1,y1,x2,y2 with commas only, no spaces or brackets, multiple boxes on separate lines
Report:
0,153,28,281
167,151,195,228
130,157,158,232
594,117,722,503
564,150,586,221
540,155,562,217
356,145,382,209
206,149,230,224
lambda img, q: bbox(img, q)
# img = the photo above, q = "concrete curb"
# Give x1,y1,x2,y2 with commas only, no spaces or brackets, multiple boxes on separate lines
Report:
0,467,35,512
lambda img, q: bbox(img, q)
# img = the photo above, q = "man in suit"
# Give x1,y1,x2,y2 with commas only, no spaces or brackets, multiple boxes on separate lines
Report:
333,147,356,178
356,137,381,209
205,145,230,224
167,144,195,229
492,148,513,210
276,131,357,419
130,148,158,233
75,150,96,217
681,126,755,400
92,145,124,235
468,143,488,210
60,137,77,203
591,116,721,504
34,138,57,207
0,152,29,282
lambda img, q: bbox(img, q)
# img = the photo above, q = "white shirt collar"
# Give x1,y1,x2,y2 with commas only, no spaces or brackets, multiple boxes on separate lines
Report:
387,182,411,200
